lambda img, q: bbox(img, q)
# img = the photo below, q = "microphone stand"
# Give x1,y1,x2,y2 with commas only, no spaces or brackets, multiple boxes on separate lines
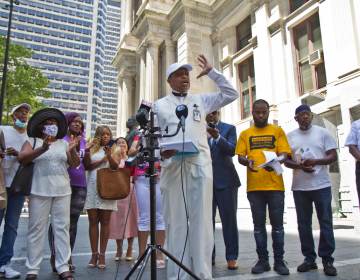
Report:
124,111,200,280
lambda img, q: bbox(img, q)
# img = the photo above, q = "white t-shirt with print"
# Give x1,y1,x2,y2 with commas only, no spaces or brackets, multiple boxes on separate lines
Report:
287,125,337,191
0,126,29,187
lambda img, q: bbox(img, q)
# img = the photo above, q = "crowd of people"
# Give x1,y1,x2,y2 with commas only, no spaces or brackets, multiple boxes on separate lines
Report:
0,55,359,280
0,103,166,280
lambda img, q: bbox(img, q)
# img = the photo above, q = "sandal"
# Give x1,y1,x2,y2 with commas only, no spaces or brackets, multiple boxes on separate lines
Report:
97,253,106,269
114,250,122,261
125,247,133,261
88,252,98,268
58,271,74,280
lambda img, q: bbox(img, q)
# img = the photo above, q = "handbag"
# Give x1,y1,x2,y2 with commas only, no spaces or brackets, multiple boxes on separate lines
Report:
9,138,37,196
97,167,131,200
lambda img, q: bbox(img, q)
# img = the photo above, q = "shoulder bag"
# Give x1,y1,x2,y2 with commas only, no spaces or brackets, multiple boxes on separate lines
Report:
97,167,131,200
9,138,37,196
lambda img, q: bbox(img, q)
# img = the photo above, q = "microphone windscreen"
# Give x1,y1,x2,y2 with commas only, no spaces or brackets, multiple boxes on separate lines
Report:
175,104,188,120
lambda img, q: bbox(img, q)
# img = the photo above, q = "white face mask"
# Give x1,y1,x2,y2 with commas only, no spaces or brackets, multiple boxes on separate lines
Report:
43,124,58,137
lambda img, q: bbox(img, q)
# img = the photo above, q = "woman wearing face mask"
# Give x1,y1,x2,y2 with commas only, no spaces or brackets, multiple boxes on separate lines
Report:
18,108,80,280
83,126,118,269
0,103,30,279
48,112,87,273
108,137,138,261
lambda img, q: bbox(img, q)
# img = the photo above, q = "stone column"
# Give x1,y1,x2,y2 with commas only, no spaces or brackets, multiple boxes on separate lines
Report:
145,40,160,102
124,0,133,34
164,40,176,93
165,40,176,67
252,2,275,104
138,48,147,102
116,77,124,137
117,73,135,137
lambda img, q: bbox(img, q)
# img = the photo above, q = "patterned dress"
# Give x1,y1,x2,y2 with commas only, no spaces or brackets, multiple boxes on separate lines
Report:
84,149,117,211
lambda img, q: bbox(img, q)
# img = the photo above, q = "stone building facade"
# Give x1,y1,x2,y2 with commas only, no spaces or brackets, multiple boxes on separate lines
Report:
113,0,360,228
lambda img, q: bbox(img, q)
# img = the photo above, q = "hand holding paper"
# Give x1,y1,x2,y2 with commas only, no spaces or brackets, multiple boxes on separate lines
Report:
257,151,285,175
160,140,199,157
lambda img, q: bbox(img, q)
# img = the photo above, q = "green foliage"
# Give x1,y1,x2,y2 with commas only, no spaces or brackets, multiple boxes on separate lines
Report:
0,36,51,124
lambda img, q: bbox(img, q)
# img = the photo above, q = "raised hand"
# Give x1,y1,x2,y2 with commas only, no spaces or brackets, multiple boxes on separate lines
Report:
85,142,95,153
196,54,213,79
207,127,219,139
103,146,112,157
42,136,51,151
68,135,80,151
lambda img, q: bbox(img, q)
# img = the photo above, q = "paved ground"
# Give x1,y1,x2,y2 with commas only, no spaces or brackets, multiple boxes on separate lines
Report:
2,215,360,279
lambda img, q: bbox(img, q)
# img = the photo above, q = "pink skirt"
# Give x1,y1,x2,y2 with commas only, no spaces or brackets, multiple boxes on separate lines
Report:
109,185,138,239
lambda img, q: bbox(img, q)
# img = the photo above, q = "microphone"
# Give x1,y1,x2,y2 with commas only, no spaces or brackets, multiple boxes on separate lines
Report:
175,104,188,132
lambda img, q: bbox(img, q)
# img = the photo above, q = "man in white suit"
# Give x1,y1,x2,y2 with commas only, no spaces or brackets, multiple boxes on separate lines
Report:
155,55,239,279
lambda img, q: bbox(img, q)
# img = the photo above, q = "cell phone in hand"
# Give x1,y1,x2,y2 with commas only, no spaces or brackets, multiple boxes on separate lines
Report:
208,122,216,129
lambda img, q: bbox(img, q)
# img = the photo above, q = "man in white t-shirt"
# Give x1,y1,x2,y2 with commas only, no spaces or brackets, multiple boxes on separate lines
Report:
285,104,338,277
0,103,30,279
345,119,360,206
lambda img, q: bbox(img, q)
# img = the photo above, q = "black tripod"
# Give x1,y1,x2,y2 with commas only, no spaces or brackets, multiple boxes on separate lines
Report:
124,111,200,280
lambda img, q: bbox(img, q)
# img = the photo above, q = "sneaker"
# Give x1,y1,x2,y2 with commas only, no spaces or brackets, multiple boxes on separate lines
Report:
251,259,270,274
323,261,337,276
274,260,290,275
297,261,318,272
0,265,21,279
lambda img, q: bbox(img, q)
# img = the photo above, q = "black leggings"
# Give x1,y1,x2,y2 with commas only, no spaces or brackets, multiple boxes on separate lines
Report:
49,186,87,256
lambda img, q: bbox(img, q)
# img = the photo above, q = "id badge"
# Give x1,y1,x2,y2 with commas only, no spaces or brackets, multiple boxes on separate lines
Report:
193,104,201,122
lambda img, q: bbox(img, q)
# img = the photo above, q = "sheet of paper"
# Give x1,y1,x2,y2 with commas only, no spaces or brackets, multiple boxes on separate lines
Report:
257,151,284,175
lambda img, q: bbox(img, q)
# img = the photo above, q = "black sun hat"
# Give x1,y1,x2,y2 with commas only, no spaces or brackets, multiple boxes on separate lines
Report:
27,108,68,139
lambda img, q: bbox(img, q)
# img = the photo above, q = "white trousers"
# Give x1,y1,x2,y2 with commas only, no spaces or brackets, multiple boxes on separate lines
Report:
26,195,71,275
160,161,213,280
134,176,165,231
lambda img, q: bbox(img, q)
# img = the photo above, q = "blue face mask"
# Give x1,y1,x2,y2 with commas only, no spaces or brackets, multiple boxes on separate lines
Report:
14,119,27,128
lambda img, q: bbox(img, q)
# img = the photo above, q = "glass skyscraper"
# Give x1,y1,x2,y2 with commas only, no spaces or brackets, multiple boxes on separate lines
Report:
0,0,121,135
101,0,120,132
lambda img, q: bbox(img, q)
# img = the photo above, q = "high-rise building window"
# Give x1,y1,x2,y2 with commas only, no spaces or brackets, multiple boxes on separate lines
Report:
290,0,310,13
293,13,327,95
236,16,252,51
238,56,256,119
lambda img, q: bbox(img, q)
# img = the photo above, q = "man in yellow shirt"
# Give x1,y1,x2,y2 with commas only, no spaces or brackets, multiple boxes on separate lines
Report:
235,99,291,275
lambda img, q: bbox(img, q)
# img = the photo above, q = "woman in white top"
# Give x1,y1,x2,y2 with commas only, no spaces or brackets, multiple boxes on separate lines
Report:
18,108,80,280
83,125,118,269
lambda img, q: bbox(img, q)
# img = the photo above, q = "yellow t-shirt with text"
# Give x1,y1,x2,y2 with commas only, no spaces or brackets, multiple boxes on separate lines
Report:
235,124,291,192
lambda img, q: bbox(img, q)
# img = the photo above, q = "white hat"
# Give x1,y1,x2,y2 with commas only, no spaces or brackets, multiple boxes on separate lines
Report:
10,103,31,115
166,62,193,80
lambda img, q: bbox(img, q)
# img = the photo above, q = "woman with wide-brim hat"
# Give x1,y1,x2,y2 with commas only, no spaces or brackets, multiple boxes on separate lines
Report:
18,108,80,280
48,112,87,273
